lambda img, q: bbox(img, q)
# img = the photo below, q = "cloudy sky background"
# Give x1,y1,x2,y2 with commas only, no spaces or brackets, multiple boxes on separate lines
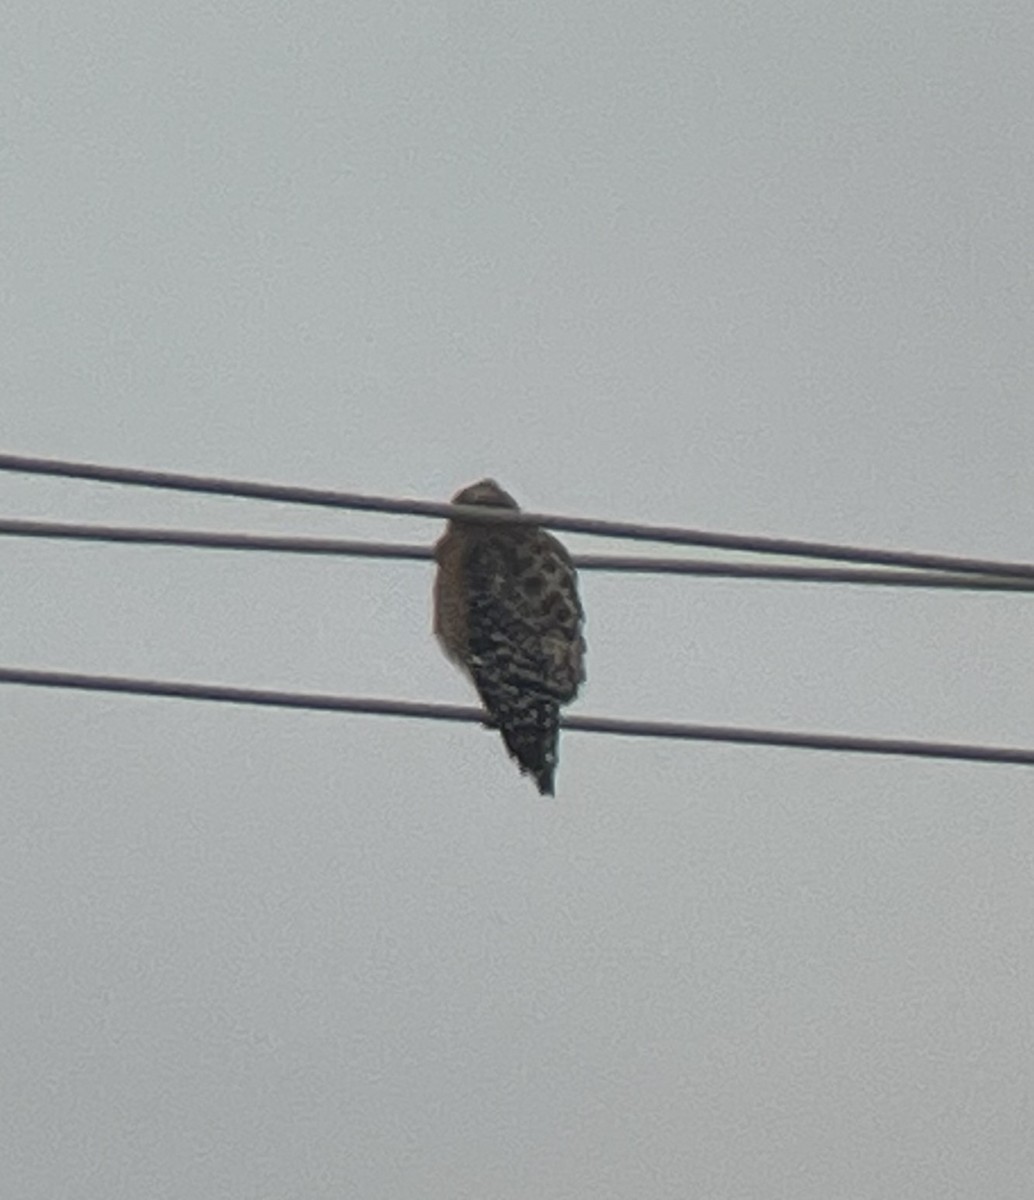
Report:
3,2,1033,1196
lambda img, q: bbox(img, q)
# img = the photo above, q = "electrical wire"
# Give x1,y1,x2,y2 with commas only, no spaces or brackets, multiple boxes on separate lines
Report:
3,517,1034,591
0,519,430,563
3,451,1034,580
2,666,1032,768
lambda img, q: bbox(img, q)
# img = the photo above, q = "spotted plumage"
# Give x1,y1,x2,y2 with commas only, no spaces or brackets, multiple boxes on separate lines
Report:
434,479,586,795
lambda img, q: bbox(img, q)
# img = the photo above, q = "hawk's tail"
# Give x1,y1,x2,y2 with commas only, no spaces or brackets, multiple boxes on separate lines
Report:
486,692,561,796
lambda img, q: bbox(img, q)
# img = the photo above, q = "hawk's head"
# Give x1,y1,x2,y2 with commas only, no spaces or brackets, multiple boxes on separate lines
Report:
450,479,520,510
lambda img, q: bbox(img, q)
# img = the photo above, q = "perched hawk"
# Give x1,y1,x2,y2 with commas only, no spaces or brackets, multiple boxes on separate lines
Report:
433,479,586,795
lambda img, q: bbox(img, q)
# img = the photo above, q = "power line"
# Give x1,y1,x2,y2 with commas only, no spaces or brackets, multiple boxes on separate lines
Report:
0,519,430,563
3,451,1034,580
2,665,1032,769
3,517,1034,592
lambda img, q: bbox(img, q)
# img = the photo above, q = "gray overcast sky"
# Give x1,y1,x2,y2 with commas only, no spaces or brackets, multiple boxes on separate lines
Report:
3,2,1033,1196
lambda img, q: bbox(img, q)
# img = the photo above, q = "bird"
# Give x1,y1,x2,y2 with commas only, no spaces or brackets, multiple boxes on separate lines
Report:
433,479,586,796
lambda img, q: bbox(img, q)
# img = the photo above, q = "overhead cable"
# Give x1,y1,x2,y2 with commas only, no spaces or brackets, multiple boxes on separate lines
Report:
2,517,1033,592
2,666,1032,769
3,452,1034,579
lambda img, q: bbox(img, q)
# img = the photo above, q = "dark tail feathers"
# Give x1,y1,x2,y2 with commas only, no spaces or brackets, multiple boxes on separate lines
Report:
486,693,561,796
